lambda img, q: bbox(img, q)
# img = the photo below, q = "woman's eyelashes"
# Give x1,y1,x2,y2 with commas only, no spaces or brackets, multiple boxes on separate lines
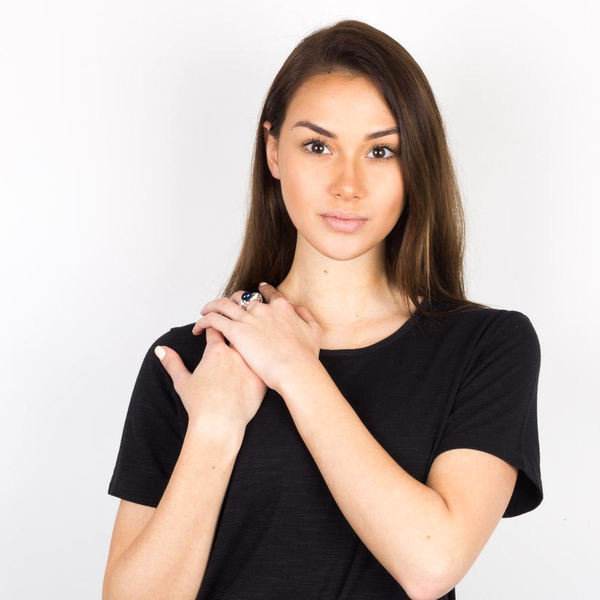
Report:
300,137,398,162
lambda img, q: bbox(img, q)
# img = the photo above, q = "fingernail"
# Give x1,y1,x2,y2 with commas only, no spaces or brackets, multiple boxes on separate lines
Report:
154,346,166,361
259,281,268,287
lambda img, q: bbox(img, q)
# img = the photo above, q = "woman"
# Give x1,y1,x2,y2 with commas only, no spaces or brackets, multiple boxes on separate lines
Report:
104,19,543,600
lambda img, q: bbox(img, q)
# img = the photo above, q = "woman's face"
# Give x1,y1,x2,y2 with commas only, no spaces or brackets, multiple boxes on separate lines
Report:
264,72,405,261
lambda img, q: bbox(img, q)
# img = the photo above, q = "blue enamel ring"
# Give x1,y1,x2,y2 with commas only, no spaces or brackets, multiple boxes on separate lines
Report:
239,291,264,311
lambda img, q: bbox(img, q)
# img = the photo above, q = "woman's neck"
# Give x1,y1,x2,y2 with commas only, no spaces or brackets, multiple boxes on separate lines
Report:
275,275,419,335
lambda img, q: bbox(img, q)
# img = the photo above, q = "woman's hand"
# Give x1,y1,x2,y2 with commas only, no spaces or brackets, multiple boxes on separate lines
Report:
191,283,322,394
154,324,268,437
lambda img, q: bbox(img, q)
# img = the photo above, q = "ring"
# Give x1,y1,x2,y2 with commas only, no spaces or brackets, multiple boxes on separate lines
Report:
239,291,264,311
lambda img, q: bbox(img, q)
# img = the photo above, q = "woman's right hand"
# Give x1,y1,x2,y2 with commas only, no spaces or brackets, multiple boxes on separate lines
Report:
155,325,268,437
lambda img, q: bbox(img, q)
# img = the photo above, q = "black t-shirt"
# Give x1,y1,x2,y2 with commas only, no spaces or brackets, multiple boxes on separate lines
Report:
108,297,543,599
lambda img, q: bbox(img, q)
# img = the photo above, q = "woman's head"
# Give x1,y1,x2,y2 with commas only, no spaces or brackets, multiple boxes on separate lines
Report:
263,72,406,266
220,19,489,317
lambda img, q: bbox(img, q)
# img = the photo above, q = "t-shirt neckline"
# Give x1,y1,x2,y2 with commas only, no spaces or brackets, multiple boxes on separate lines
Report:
318,296,431,358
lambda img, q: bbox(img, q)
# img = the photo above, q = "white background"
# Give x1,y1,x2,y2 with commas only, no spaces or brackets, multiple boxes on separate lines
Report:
1,1,598,598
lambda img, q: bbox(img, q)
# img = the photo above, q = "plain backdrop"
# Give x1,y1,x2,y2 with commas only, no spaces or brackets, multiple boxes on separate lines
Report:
1,1,598,598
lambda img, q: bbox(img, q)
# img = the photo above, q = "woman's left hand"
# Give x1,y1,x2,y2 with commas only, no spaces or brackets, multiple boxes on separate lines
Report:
191,282,322,394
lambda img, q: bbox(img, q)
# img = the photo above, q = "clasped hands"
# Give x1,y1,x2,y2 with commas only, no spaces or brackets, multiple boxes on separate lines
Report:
191,282,322,394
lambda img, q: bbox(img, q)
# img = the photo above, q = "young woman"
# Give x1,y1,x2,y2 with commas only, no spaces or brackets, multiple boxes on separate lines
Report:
104,19,543,600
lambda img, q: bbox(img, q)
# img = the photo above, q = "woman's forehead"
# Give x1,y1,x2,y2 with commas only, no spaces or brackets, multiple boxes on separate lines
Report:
284,76,395,137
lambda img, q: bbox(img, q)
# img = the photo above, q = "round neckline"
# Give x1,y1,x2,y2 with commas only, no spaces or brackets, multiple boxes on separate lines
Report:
318,296,431,358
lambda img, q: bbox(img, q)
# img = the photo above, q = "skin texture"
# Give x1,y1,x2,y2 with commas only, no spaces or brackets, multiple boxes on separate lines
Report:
263,72,422,349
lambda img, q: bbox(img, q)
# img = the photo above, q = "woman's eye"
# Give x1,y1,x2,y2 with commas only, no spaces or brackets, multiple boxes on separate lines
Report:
367,145,397,160
301,138,397,161
302,139,332,156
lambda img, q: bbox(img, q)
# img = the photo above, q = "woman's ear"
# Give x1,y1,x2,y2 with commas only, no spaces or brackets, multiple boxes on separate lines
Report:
262,120,272,146
263,121,280,180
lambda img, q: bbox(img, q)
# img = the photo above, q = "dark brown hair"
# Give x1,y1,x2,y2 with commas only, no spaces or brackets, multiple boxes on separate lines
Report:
217,19,491,319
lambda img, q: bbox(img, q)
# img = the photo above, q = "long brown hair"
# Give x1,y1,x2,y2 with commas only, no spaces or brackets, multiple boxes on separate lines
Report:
217,19,490,320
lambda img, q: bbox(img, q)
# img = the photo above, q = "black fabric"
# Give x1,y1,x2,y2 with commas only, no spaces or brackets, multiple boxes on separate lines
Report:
108,297,543,599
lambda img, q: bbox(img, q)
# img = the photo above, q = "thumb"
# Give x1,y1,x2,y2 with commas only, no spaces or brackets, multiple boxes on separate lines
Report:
154,345,190,389
290,303,318,328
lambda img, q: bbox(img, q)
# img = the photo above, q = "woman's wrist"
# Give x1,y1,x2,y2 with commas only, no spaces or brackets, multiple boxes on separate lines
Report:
186,416,246,452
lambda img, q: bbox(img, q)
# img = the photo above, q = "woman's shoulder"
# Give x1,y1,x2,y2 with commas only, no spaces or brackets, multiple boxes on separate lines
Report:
423,297,537,340
146,321,208,367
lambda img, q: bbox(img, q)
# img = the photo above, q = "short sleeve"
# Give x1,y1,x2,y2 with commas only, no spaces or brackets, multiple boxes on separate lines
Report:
108,329,185,508
430,310,543,518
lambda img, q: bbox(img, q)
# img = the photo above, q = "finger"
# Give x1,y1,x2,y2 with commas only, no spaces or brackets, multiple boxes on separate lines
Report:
293,304,320,330
204,326,234,350
228,290,245,304
154,345,190,390
258,282,284,303
193,297,246,334
209,325,234,348
205,325,226,346
228,289,264,313
228,288,266,305
191,311,235,339
283,302,310,327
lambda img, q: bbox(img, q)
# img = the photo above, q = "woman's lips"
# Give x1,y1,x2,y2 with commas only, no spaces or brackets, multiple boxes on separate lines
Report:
321,215,368,233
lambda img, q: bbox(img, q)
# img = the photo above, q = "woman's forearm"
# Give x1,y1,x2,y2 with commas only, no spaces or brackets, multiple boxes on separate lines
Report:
104,421,244,600
276,359,453,599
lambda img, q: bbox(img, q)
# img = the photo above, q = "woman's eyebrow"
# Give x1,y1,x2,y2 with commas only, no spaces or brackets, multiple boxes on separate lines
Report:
292,120,399,141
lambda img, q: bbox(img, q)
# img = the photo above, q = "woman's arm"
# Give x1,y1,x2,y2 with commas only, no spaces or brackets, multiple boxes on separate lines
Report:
276,359,510,600
104,421,244,600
